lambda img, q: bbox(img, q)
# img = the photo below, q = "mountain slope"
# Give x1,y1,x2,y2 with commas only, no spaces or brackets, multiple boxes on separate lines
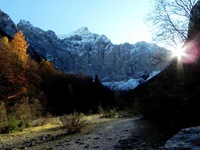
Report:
18,21,170,82
0,10,170,85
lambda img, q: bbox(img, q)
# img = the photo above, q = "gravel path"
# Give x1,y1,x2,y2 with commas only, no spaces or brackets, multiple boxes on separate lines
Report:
0,116,173,150
43,116,173,150
44,117,140,150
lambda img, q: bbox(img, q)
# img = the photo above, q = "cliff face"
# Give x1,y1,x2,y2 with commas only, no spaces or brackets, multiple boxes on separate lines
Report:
0,10,169,83
17,20,67,71
0,9,18,38
17,21,169,82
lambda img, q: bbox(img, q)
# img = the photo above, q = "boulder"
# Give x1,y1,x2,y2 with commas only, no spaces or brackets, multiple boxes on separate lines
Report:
165,126,200,149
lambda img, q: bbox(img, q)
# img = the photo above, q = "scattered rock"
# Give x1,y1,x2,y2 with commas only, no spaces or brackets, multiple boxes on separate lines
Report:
164,126,200,150
93,146,99,148
93,137,100,140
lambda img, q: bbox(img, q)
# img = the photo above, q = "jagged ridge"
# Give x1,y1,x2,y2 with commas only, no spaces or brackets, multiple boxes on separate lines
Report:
18,20,170,82
0,10,170,86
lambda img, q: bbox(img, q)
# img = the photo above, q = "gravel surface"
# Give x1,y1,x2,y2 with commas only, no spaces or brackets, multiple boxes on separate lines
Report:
44,118,138,150
42,116,172,150
0,116,174,150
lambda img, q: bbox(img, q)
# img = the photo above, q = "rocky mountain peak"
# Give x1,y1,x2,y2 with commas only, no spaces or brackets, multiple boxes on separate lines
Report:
59,26,111,44
73,26,90,34
0,9,169,85
18,20,32,27
0,9,18,37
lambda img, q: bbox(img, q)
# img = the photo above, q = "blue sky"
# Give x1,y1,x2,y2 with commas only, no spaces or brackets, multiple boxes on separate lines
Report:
1,0,152,44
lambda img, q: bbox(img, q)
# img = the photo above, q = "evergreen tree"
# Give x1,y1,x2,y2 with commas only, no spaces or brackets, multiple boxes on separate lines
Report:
94,74,100,84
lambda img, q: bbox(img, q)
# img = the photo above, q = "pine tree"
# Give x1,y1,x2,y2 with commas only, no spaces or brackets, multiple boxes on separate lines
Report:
94,74,100,83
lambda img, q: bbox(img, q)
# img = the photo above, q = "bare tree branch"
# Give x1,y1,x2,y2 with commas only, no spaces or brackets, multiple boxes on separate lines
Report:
146,0,198,49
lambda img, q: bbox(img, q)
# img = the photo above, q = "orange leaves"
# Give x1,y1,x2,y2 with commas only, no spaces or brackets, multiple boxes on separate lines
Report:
39,60,56,75
0,36,9,45
0,33,30,100
9,31,29,67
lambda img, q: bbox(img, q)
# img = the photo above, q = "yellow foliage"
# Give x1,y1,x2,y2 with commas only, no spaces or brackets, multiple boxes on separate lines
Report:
0,36,9,45
40,60,56,74
9,31,29,67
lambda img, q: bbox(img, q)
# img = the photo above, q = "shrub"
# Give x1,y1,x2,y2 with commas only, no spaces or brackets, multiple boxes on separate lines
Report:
6,115,19,133
60,112,86,134
0,101,8,133
97,105,105,115
14,97,32,128
98,106,118,118
30,98,43,119
31,113,53,127
108,108,118,118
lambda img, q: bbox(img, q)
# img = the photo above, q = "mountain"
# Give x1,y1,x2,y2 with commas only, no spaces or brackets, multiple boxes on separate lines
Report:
0,9,17,38
0,10,170,89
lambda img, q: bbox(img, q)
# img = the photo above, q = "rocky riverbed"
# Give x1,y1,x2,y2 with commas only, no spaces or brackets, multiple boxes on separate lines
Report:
0,116,179,150
33,117,176,150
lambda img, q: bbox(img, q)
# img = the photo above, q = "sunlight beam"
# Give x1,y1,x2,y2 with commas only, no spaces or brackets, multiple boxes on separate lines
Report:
171,44,186,63
170,41,200,64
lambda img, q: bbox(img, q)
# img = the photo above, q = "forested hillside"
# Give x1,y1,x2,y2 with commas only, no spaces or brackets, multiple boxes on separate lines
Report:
0,31,122,133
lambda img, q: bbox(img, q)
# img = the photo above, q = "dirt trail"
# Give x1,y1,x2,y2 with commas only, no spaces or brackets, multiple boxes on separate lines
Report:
0,116,173,149
43,117,138,150
41,116,171,150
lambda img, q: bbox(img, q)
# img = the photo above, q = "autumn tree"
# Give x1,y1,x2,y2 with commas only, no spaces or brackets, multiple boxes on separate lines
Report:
0,37,10,70
0,36,9,45
0,37,17,99
146,0,197,49
39,60,56,76
3,31,30,99
0,34,37,100
9,31,29,67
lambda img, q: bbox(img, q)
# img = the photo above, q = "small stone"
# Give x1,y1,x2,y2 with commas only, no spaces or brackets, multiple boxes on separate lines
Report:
141,142,146,146
18,145,27,149
75,141,84,145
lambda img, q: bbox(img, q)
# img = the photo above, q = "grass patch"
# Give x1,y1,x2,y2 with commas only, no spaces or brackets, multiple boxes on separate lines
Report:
0,113,120,149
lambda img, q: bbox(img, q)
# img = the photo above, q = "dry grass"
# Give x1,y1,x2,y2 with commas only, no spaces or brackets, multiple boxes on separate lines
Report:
0,114,118,149
0,117,61,147
0,102,7,133
60,112,87,133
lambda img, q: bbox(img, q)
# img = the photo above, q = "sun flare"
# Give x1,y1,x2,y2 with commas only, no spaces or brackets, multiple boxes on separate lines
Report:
171,44,186,62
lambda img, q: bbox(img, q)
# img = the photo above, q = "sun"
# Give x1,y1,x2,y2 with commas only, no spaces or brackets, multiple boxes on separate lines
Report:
171,44,186,62
169,41,200,64
173,47,185,60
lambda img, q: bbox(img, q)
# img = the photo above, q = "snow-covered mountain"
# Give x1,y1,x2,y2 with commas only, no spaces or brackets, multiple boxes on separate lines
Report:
0,9,171,90
102,71,161,91
58,27,111,44
17,20,170,83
